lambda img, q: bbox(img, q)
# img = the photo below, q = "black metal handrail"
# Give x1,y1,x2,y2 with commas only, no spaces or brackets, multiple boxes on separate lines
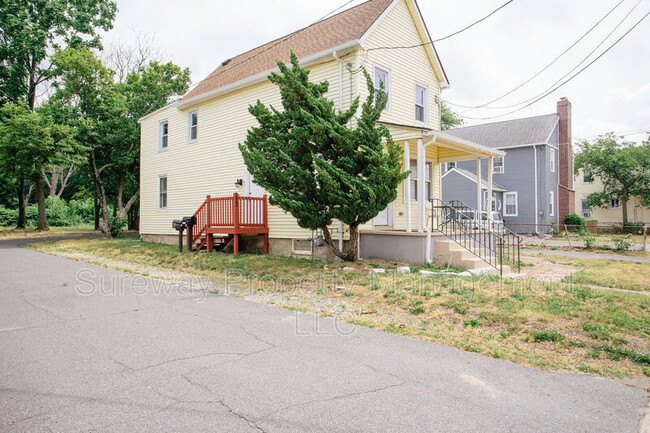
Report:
430,198,521,275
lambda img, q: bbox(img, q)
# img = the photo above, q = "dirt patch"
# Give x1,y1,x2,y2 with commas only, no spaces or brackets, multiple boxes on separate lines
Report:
519,255,577,282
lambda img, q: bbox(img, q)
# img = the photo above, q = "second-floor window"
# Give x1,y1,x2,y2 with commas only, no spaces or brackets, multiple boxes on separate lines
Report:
415,85,427,123
159,121,168,150
374,66,390,112
493,156,504,174
550,148,556,172
188,110,198,141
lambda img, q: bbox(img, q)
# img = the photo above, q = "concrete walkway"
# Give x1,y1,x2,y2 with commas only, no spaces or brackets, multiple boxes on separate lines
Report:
524,248,650,263
0,239,648,432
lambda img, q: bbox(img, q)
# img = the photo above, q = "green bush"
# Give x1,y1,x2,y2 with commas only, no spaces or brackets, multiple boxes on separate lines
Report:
0,206,18,226
108,217,126,238
612,223,642,235
564,213,585,230
0,196,94,227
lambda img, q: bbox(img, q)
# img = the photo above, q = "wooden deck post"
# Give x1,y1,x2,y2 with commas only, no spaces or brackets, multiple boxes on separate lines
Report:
233,193,240,256
206,195,212,253
263,195,269,254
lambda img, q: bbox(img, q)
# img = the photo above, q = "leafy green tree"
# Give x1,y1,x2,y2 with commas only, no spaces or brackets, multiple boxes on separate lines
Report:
0,103,82,230
575,133,649,223
240,53,408,261
441,101,464,130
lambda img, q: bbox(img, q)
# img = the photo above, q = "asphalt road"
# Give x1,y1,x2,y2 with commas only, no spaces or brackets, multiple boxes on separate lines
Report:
0,238,648,432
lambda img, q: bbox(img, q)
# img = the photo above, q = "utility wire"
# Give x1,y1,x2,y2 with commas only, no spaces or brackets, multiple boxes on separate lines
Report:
456,9,650,121
582,126,650,140
446,0,626,111
366,0,516,52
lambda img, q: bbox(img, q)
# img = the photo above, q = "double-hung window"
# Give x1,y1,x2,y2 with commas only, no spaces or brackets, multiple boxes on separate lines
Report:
188,110,198,141
409,159,431,201
493,156,504,174
549,191,555,216
374,67,390,112
159,176,168,210
415,85,427,123
581,199,591,218
159,121,168,150
550,148,556,172
504,192,518,216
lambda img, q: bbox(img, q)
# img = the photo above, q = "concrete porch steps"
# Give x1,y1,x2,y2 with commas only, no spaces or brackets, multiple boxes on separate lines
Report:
434,239,511,275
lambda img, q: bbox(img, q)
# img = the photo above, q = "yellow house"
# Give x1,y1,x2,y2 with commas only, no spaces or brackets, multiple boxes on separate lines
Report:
139,0,505,268
574,169,650,224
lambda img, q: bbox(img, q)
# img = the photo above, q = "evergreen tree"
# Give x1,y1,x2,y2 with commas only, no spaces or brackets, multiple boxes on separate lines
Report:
240,52,408,261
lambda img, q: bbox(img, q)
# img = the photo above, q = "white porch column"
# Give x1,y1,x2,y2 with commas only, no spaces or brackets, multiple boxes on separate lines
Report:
417,138,425,232
487,156,493,222
404,140,411,232
476,158,482,217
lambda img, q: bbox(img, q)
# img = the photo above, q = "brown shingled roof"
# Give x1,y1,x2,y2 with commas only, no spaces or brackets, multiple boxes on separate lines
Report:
181,0,394,103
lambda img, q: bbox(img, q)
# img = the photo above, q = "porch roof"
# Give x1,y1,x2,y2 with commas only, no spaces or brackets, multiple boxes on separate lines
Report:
423,131,505,163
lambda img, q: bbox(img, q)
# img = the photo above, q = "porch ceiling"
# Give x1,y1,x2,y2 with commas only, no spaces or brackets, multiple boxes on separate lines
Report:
424,131,504,163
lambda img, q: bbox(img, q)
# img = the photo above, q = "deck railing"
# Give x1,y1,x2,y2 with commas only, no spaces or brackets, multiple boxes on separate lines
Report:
430,198,521,275
191,193,268,246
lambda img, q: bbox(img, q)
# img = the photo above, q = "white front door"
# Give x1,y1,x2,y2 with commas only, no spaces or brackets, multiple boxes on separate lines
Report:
244,167,265,197
374,203,393,226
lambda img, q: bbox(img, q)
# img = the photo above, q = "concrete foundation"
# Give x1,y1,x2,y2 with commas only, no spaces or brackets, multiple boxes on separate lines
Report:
359,230,436,265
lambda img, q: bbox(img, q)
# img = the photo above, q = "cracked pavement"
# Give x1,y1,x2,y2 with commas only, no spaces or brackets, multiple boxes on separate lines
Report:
0,238,648,432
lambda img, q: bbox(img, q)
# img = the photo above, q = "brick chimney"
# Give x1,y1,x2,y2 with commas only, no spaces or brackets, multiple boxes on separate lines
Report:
557,97,575,224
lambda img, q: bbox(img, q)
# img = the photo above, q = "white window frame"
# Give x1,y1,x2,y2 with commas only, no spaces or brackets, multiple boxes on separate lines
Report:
549,190,555,216
159,120,169,151
188,109,198,142
374,65,391,113
492,156,504,174
158,176,168,210
549,147,556,173
581,199,591,218
610,198,620,209
414,84,427,124
408,159,431,202
504,191,518,217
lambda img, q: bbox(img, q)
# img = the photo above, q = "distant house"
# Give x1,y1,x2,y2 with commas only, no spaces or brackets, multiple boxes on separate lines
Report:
441,168,507,213
138,0,508,270
575,168,650,224
442,98,575,233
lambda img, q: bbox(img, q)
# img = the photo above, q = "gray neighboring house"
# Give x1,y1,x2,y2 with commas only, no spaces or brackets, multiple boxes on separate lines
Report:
441,168,507,212
442,98,575,234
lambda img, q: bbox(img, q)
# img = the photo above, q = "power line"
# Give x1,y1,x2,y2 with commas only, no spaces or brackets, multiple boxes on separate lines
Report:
366,0,516,52
581,126,650,140
456,9,650,121
446,0,626,112
316,0,357,22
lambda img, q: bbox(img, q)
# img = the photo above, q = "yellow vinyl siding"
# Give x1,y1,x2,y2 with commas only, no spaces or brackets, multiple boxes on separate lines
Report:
361,0,441,131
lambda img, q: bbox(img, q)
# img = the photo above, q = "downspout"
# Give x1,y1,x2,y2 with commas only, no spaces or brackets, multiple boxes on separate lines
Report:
533,145,539,234
333,51,344,251
425,227,432,264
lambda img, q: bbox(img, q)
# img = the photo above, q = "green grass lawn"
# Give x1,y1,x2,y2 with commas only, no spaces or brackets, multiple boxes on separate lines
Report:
27,237,650,381
0,225,96,239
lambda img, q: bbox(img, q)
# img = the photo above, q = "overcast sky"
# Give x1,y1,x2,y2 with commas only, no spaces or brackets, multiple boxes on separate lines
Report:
101,0,650,143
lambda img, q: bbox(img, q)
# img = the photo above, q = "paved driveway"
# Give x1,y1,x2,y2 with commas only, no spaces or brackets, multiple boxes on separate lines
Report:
0,238,648,432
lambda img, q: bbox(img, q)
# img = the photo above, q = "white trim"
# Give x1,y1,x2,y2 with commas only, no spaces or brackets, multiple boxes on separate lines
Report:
504,191,518,217
424,130,505,158
171,40,361,111
441,168,507,192
139,103,174,123
414,83,428,125
158,175,168,211
404,140,411,232
533,145,539,232
373,64,391,113
187,109,198,142
543,117,560,146
158,120,169,151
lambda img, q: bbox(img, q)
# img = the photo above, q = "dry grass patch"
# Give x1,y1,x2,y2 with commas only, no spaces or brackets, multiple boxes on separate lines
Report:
27,237,650,381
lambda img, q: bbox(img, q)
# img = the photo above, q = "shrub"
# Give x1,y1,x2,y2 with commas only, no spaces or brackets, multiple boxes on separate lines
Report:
0,206,18,226
612,223,642,235
612,234,632,251
532,330,563,342
108,217,126,238
564,213,585,230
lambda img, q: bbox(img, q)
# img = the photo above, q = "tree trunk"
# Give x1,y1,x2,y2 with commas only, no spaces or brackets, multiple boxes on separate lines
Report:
118,190,140,221
622,197,629,224
16,178,26,229
322,222,359,262
89,152,111,237
94,186,99,230
35,170,49,231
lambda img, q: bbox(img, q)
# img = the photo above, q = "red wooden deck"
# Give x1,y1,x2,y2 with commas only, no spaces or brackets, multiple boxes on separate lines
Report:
188,193,269,255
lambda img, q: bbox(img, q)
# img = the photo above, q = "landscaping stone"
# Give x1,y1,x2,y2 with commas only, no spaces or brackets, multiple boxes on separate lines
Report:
371,268,385,274
396,266,410,274
342,267,354,272
419,270,435,276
